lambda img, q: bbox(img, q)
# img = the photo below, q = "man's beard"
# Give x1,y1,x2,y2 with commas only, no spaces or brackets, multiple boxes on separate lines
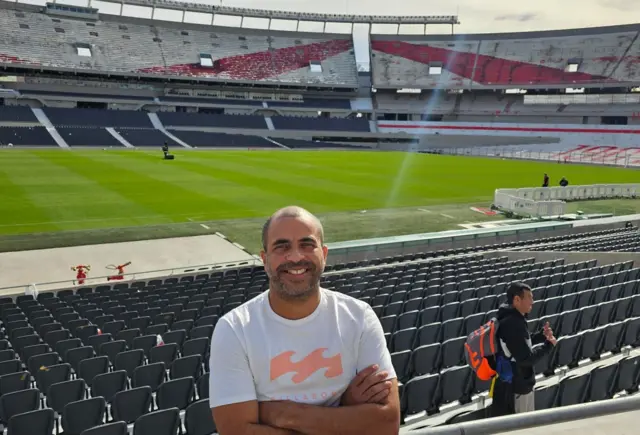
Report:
268,260,323,302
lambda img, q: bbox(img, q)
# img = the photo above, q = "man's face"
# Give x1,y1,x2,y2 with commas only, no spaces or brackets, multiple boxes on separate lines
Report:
261,216,328,301
514,290,534,314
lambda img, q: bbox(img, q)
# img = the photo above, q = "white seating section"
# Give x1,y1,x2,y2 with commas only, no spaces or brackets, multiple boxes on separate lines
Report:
0,9,358,87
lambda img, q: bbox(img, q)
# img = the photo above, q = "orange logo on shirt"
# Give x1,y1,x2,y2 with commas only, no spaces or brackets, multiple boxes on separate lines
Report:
270,348,343,384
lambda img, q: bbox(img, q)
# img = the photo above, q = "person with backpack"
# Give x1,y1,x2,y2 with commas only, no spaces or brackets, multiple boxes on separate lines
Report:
465,282,556,417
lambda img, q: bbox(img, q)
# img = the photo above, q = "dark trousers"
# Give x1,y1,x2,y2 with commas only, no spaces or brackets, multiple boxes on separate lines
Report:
489,377,515,417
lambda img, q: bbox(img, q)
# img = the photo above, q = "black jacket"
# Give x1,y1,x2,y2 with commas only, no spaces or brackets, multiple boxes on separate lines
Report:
496,304,553,394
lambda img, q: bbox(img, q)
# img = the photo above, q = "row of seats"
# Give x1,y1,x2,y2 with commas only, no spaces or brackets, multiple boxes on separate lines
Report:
402,350,640,420
0,399,213,435
0,125,362,148
0,106,37,123
524,230,640,252
322,227,635,271
0,286,220,434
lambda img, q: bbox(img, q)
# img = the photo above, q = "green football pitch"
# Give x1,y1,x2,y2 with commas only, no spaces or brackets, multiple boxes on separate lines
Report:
1,149,639,254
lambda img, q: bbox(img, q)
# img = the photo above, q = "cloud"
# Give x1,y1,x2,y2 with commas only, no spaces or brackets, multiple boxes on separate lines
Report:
494,12,539,22
598,0,637,11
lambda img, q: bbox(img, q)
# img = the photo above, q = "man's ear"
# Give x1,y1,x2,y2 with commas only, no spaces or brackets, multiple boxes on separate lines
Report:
322,245,328,260
260,250,267,264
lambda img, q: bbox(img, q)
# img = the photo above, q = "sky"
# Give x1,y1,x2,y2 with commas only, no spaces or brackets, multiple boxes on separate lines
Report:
13,0,640,67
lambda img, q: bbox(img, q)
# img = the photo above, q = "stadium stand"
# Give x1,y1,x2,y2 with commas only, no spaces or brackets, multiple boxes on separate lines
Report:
370,24,640,89
0,126,56,146
156,112,267,130
0,8,358,87
322,227,639,271
275,138,372,149
0,229,637,433
115,129,181,148
159,96,264,107
56,127,123,147
320,254,640,418
167,130,279,148
552,146,640,166
270,115,370,132
0,105,38,123
268,98,352,109
2,1,640,432
43,108,153,129
20,90,154,102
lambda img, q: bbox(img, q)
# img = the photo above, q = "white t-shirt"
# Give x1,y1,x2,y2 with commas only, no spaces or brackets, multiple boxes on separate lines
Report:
208,288,396,408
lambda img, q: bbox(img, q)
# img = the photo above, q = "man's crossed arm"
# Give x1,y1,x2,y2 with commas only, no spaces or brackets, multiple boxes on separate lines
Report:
212,365,400,435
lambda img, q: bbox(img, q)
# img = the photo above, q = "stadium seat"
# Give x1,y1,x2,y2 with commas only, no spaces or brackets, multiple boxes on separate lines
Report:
62,397,107,435
112,387,152,424
7,408,55,435
133,408,180,435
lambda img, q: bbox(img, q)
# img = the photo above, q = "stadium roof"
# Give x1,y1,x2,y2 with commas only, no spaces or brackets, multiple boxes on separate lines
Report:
111,0,460,25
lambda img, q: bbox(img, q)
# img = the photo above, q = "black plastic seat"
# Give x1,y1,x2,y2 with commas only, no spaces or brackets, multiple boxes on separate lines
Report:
66,346,95,373
112,386,152,424
150,344,179,367
587,363,618,401
62,397,107,435
132,362,165,392
114,349,145,378
133,407,180,435
99,340,127,366
80,421,128,435
185,399,216,435
182,338,209,357
35,363,71,399
437,366,471,406
6,408,55,435
156,377,195,410
170,355,202,381
92,370,128,405
411,343,440,376
0,371,30,397
78,356,110,388
557,373,590,407
196,373,209,400
47,379,86,415
0,389,40,425
403,373,438,417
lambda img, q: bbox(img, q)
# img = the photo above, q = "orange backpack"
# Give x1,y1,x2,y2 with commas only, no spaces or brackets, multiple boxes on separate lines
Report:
464,317,499,381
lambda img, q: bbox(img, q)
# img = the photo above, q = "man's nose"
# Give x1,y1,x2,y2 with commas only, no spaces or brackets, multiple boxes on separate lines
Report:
286,248,304,262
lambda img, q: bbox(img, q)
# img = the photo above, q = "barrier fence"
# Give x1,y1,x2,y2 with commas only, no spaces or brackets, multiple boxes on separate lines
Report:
442,146,640,168
493,183,640,217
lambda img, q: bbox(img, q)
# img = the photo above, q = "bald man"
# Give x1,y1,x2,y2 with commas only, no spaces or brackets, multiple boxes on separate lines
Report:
209,206,400,435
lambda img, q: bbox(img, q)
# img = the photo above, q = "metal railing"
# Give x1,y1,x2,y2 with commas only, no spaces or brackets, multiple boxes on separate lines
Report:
406,393,640,434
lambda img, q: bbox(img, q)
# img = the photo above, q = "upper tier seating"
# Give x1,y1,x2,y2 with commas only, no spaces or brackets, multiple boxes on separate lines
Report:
44,108,153,129
0,9,358,87
371,25,640,89
157,112,267,129
0,105,37,123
